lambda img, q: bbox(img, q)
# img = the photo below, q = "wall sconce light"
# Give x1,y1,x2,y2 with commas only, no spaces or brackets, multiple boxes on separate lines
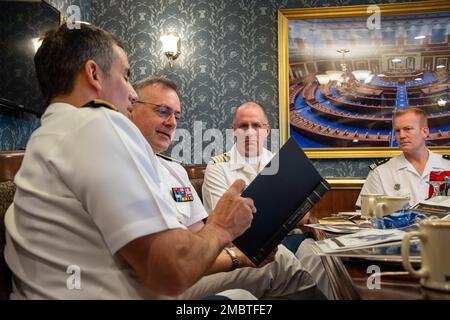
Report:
160,32,180,67
32,37,43,53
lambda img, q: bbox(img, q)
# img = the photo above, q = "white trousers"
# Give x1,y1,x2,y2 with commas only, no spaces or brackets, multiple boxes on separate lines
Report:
178,245,324,300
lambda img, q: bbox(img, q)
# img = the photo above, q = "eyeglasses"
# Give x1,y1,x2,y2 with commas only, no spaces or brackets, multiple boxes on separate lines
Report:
134,100,182,121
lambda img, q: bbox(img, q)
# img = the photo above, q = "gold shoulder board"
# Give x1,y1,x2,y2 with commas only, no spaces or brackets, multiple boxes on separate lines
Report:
82,99,118,111
368,158,390,171
156,153,182,164
211,153,230,164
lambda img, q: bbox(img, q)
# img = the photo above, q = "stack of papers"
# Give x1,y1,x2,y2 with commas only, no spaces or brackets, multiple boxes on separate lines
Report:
305,223,369,234
337,211,361,217
315,229,406,254
412,196,450,217
312,240,421,263
318,219,355,225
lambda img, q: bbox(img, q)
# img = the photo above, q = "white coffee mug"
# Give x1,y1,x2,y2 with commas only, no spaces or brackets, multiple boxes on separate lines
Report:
360,193,383,218
402,220,450,292
374,195,410,217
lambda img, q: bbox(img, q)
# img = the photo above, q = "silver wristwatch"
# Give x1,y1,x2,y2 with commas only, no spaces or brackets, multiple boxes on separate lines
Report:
224,247,240,271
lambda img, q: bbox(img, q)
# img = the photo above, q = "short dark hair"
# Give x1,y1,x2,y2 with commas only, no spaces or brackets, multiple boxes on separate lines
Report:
233,101,268,123
394,107,428,127
34,23,123,104
133,77,178,93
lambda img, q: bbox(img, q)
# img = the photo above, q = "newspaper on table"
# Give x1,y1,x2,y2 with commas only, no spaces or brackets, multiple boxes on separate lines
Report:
311,239,421,263
304,223,369,234
411,196,450,218
314,228,406,254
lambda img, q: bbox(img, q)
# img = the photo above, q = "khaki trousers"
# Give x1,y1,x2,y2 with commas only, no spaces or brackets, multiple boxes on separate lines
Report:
179,245,325,300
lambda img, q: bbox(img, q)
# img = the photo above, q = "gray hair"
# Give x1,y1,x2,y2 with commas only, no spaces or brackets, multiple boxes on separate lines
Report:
133,77,178,93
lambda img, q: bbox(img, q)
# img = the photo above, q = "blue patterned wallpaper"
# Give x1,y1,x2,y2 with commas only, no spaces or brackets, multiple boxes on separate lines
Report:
92,0,415,175
1,0,417,177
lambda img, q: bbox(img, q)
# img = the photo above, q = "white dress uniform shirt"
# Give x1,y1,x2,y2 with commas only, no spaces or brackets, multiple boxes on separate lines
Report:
202,144,273,214
356,150,450,207
157,155,207,227
4,103,187,299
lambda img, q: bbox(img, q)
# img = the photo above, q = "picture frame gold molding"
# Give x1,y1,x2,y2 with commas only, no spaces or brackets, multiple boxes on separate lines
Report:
278,0,450,159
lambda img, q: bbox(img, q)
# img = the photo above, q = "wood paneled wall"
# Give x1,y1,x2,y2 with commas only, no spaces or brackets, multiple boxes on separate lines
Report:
310,188,361,219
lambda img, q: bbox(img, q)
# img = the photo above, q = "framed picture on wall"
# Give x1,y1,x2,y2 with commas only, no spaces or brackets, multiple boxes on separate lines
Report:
278,0,450,159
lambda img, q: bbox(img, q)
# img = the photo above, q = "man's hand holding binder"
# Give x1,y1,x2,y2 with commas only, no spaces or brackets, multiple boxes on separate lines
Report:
232,138,331,265
206,179,257,244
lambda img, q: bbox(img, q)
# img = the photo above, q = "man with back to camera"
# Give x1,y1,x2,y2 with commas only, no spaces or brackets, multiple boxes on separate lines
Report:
4,23,256,299
200,101,334,299
356,107,450,208
128,77,326,300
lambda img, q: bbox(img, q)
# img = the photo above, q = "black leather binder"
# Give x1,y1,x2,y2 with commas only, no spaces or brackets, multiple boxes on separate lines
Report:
233,137,330,265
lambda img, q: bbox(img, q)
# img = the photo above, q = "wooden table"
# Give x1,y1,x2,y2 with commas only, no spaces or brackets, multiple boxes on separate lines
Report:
320,254,450,300
308,214,450,300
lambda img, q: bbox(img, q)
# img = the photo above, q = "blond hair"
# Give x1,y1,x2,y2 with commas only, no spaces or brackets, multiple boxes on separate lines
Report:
394,107,428,127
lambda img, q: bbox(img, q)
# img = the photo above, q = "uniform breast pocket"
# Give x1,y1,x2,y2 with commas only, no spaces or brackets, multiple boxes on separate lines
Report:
174,202,191,225
389,182,409,197
390,188,411,200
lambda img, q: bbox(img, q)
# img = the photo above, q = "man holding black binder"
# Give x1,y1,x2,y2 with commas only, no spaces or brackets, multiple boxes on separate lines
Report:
4,24,255,300
130,79,325,300
202,101,334,300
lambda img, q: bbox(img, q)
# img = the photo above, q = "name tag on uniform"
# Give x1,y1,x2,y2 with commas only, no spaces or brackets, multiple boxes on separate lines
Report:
172,187,194,202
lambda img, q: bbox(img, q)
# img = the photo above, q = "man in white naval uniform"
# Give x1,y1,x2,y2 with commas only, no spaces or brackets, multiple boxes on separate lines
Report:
129,78,326,300
202,144,273,213
202,102,275,214
201,101,334,299
5,23,256,299
357,107,450,208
